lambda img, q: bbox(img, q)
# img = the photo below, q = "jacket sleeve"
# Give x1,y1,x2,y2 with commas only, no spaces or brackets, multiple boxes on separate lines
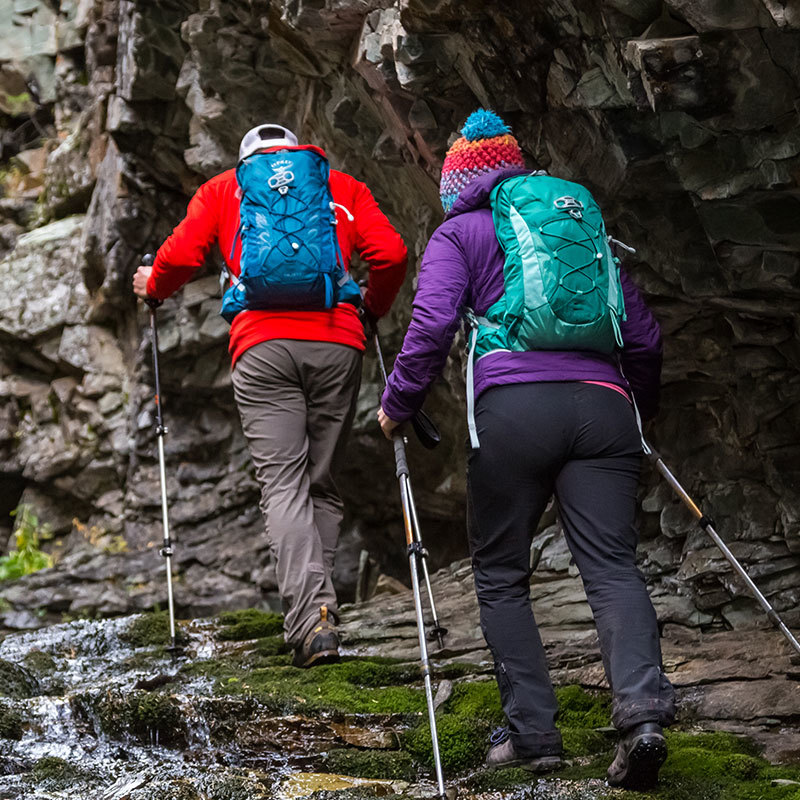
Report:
381,223,469,422
619,269,663,421
350,181,408,318
146,179,221,300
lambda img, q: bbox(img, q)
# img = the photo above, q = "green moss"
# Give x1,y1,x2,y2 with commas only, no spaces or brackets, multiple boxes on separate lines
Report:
186,656,427,716
216,608,284,641
0,702,23,739
31,756,91,787
560,726,612,758
554,685,612,729
403,714,488,772
561,729,800,800
253,634,290,657
467,766,533,791
23,650,57,675
120,612,188,648
91,690,185,747
325,748,416,780
443,680,504,724
0,658,39,698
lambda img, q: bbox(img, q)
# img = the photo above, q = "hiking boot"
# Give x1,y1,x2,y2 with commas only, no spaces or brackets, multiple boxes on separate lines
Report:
607,722,667,790
292,606,340,668
485,727,562,773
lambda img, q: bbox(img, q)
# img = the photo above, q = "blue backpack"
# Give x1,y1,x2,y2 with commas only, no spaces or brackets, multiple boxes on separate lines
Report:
220,148,361,323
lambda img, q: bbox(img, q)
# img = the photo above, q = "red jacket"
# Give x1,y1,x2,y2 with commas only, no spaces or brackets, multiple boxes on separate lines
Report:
147,146,408,365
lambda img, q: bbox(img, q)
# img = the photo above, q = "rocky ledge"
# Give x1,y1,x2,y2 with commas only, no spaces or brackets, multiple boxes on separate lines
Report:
0,558,798,800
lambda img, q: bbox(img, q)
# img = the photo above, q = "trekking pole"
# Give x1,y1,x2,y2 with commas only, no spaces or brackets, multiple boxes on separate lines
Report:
142,254,182,658
372,329,447,647
646,442,800,657
394,431,447,798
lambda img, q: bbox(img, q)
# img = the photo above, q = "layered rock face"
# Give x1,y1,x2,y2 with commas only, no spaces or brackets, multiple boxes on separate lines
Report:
0,0,798,631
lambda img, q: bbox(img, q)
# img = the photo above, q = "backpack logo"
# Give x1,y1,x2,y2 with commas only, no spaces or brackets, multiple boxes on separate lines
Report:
267,160,295,194
553,195,584,220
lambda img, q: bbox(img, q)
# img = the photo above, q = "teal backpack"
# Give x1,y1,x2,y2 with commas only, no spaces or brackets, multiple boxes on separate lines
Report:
464,172,628,447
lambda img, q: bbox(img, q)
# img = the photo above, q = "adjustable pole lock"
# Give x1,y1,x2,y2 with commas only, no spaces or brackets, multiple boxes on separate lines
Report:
156,425,168,436
160,545,174,558
698,515,716,531
407,541,428,559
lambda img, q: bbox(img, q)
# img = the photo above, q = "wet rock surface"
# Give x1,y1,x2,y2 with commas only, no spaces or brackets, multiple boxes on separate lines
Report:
0,569,798,800
0,0,798,745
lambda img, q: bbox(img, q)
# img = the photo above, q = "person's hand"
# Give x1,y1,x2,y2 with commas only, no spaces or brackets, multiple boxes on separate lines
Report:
378,406,401,440
132,265,153,299
359,304,378,337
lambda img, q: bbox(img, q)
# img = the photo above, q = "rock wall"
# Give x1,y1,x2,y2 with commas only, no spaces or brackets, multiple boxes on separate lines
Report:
0,0,798,631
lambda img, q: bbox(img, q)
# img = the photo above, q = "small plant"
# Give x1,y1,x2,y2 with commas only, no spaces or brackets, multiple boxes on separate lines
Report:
0,505,53,581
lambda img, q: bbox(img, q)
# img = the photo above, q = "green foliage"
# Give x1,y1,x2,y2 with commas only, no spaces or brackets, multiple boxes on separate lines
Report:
0,505,53,581
216,608,284,641
325,748,417,780
0,702,23,739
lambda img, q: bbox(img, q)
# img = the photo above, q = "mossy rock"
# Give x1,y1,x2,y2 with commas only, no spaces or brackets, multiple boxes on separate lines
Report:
0,658,40,698
325,748,416,781
216,608,284,641
120,612,188,648
90,690,185,747
0,702,23,739
188,657,427,716
560,726,613,758
561,729,800,800
554,685,612,729
403,713,488,772
31,756,90,787
442,679,504,724
22,650,57,675
466,766,533,791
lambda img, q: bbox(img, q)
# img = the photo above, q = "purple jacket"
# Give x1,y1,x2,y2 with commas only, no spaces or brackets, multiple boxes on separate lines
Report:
382,169,663,423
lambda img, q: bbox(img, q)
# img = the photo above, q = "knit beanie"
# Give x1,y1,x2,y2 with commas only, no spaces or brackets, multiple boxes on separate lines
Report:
439,109,525,213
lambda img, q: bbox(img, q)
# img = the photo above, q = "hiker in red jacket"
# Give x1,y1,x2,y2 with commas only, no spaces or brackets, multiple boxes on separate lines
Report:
133,123,407,667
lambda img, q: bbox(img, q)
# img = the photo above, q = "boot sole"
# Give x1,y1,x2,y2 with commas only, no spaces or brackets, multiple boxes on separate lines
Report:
487,756,562,774
611,735,668,791
299,648,340,668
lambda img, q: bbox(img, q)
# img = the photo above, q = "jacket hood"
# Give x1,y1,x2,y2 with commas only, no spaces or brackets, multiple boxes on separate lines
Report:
445,167,531,219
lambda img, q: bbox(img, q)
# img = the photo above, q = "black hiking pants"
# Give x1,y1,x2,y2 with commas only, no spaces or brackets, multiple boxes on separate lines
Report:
468,382,676,757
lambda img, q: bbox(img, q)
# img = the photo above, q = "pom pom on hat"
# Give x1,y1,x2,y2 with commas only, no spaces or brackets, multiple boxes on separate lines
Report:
460,109,511,141
439,109,524,213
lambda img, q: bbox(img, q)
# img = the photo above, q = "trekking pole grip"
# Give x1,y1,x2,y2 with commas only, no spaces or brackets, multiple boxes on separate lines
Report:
393,434,409,477
141,253,163,309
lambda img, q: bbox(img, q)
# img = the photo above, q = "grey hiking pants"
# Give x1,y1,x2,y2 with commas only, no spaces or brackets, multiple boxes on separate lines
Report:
231,339,362,647
468,382,676,758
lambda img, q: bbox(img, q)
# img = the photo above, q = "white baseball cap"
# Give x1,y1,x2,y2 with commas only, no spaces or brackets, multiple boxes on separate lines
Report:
238,124,299,161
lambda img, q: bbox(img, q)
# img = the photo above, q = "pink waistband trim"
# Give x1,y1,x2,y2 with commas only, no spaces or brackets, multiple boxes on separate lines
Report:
581,381,631,403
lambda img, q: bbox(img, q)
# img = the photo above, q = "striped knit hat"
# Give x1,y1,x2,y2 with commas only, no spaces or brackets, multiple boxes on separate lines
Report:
439,109,525,213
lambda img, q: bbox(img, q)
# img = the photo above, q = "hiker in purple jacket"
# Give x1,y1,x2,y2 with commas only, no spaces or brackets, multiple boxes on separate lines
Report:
379,110,676,791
